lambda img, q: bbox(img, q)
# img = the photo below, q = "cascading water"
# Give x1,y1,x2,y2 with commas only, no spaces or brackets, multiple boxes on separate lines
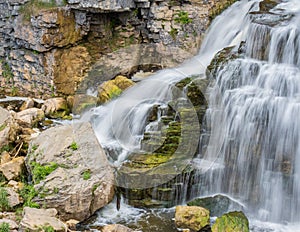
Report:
85,0,300,230
199,0,300,225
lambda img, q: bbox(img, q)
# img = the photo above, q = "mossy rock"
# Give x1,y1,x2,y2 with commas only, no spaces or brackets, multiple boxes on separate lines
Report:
97,75,134,104
212,211,249,232
175,205,210,231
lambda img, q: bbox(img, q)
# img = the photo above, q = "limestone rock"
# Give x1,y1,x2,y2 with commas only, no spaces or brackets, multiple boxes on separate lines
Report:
15,108,45,127
5,187,22,208
68,0,135,12
175,205,210,231
19,98,35,111
26,122,114,221
53,46,91,95
211,211,249,232
101,224,134,232
20,207,67,232
0,107,18,148
0,157,25,181
42,98,69,119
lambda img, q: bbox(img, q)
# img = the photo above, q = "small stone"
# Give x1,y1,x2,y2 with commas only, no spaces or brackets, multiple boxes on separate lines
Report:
102,224,134,232
15,108,45,127
66,219,79,230
5,187,22,208
19,98,35,111
0,157,25,181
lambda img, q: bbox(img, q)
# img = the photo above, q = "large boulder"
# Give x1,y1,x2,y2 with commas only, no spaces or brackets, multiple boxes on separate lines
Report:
42,98,70,119
98,75,135,104
26,122,115,221
175,205,210,232
187,194,244,217
15,108,45,127
20,207,67,232
211,211,249,232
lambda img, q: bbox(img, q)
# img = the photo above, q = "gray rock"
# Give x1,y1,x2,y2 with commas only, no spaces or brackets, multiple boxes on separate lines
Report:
26,122,115,221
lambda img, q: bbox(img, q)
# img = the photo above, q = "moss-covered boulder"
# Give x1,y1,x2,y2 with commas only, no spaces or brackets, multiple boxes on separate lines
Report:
98,75,134,104
117,76,208,207
42,97,70,119
175,205,210,231
212,211,249,232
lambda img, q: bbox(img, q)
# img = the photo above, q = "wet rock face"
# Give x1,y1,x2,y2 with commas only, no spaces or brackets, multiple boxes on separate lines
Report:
116,76,208,207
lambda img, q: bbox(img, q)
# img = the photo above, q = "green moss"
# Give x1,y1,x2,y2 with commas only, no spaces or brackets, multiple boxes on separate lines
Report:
31,162,58,184
212,211,249,232
0,188,10,211
39,225,55,232
82,170,91,180
170,28,178,40
19,0,67,22
174,11,192,25
0,222,10,232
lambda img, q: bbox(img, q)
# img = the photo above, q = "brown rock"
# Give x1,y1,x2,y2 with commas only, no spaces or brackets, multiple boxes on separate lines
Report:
42,98,69,118
15,108,45,127
113,75,135,90
20,207,67,232
1,151,11,164
19,98,35,111
0,157,25,181
65,219,79,230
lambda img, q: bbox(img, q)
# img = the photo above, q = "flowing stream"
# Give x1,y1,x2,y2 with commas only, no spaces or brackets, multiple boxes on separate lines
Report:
85,0,300,231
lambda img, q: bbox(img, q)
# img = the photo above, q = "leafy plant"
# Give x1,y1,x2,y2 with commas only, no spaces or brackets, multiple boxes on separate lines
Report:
0,188,10,211
31,162,58,184
70,141,78,151
174,11,192,25
19,184,40,208
0,222,10,232
82,170,91,180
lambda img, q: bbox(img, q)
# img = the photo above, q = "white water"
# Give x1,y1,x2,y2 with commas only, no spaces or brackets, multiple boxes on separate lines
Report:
200,0,300,226
86,0,300,230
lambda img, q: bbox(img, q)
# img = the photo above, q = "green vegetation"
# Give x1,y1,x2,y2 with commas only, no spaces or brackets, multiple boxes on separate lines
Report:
0,144,13,153
19,184,40,208
170,28,178,40
174,11,192,25
0,123,6,132
19,0,67,21
0,222,10,232
0,188,10,211
39,225,55,232
70,141,78,151
1,62,14,84
82,170,91,180
31,162,58,184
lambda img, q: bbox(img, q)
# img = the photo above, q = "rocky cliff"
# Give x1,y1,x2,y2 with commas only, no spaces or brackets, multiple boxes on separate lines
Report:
0,0,237,98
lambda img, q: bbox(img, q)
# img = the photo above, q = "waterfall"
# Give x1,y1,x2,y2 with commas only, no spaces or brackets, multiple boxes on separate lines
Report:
87,0,300,228
200,0,300,223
